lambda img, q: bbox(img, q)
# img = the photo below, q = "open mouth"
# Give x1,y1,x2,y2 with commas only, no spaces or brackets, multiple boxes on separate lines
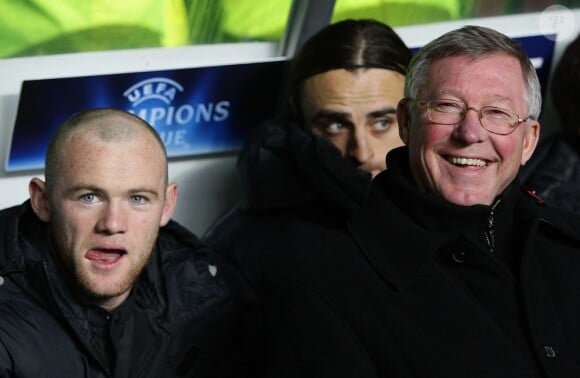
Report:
85,248,126,265
446,156,487,167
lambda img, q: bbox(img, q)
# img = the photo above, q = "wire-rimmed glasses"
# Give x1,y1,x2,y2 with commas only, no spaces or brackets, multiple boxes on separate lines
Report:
412,98,530,135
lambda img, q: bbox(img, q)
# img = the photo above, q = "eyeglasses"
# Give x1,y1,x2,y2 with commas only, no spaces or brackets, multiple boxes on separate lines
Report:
413,98,530,135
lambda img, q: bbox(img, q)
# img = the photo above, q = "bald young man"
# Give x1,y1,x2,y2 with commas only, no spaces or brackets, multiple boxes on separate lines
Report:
0,109,238,377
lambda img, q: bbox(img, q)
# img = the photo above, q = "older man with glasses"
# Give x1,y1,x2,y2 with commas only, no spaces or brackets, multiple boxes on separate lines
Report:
257,25,580,378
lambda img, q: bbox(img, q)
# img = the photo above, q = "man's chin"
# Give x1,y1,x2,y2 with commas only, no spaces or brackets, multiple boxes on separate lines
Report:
76,277,132,307
440,188,495,207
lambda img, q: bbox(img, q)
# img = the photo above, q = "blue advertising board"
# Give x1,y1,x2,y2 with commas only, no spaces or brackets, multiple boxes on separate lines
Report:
6,33,556,173
7,59,288,172
516,34,556,96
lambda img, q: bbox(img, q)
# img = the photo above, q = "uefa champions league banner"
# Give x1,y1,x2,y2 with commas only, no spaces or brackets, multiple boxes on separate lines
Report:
6,34,554,173
6,59,288,172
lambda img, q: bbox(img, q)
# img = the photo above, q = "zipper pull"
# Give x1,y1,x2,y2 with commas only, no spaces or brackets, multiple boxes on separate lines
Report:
484,199,501,253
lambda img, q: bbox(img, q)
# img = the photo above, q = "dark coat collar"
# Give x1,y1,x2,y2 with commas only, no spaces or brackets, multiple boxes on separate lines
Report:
348,147,515,289
237,118,371,218
1,201,220,330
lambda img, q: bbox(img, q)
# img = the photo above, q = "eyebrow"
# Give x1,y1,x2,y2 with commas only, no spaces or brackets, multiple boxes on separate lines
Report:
436,88,511,103
367,107,397,118
128,188,161,199
310,107,397,122
310,109,350,122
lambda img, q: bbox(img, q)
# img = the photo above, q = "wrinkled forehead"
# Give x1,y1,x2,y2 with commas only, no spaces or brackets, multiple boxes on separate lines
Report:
421,55,527,100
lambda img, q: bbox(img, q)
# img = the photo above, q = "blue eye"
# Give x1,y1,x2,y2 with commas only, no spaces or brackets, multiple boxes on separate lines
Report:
373,119,394,131
80,193,96,203
130,195,146,204
325,122,347,134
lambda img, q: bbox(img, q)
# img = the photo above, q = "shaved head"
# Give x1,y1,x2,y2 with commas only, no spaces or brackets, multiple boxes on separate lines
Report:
44,108,168,194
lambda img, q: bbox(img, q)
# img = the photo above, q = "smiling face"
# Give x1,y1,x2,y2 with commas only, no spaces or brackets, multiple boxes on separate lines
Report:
399,54,539,206
30,115,176,310
300,68,405,177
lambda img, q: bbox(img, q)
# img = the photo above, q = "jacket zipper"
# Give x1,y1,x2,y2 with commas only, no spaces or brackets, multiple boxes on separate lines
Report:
484,198,501,254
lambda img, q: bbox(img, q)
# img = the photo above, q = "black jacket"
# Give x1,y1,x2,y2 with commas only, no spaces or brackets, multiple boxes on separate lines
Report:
520,134,580,214
235,147,580,377
205,118,370,295
203,119,371,376
0,201,237,377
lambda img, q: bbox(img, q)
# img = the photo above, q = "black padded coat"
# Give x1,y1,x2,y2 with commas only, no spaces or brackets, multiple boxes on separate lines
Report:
255,147,580,377
0,201,237,377
203,119,371,376
521,134,580,214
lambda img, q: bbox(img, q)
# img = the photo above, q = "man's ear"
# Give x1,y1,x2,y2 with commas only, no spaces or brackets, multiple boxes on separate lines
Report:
160,182,178,227
29,177,51,222
397,99,411,145
521,120,540,165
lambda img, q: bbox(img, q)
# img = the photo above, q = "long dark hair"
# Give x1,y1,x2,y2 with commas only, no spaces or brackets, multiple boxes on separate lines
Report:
289,19,411,119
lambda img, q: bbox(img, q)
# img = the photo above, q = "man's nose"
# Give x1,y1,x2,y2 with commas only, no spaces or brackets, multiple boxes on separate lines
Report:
96,202,127,234
452,108,487,144
348,128,374,164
